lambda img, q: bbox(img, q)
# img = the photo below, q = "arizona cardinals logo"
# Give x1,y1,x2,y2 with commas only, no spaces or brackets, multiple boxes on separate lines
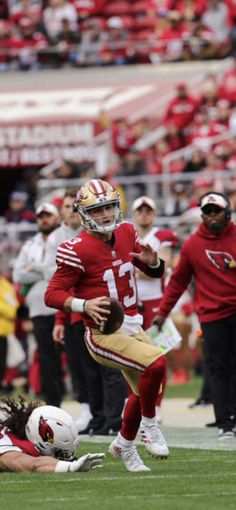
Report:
206,250,236,270
38,416,54,443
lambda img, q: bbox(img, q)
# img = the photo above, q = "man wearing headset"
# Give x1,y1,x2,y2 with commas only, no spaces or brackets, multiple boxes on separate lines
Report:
154,191,236,439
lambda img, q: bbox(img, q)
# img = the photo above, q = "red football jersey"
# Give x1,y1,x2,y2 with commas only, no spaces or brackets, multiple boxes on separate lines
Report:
45,221,162,328
0,429,40,458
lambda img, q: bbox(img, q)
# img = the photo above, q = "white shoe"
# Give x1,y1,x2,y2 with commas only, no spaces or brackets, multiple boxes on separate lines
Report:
75,404,92,433
140,423,169,458
108,438,150,472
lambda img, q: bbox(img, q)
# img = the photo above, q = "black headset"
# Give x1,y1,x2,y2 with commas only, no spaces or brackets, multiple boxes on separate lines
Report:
199,191,232,220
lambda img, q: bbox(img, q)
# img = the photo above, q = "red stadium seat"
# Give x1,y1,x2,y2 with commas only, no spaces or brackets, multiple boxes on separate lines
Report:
132,1,148,14
103,1,131,17
134,16,156,30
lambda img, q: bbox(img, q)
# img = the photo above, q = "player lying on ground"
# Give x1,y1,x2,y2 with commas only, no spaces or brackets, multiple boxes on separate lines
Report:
0,397,104,472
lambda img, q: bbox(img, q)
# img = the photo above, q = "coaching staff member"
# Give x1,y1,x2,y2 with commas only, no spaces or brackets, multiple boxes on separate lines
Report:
155,192,236,439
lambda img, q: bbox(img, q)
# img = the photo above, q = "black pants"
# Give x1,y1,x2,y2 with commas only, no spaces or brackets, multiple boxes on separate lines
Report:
32,315,64,407
65,321,128,430
0,337,7,386
201,313,236,428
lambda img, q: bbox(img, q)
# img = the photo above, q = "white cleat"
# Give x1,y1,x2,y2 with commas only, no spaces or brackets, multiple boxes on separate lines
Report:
140,423,169,458
75,404,92,433
108,438,150,472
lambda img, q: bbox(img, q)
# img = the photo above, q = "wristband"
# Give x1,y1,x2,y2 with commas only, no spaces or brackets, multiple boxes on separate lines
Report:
55,460,70,473
148,258,160,268
71,298,86,313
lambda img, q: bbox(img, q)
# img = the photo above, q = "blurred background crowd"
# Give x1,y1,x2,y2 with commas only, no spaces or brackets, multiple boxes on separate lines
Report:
0,0,236,70
1,0,236,420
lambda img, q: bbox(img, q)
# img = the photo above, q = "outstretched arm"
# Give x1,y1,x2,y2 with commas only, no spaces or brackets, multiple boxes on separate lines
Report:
0,451,105,473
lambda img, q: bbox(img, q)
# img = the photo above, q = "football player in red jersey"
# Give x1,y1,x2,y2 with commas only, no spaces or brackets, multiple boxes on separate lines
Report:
132,195,179,422
45,179,169,472
0,397,104,473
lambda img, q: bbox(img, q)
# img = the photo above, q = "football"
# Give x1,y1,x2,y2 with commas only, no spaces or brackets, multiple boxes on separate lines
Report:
99,298,124,335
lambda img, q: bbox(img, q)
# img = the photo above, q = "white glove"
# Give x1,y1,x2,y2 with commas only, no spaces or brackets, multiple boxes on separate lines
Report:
55,453,105,473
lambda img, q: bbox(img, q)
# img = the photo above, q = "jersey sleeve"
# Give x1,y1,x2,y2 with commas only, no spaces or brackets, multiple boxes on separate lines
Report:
0,432,21,455
155,229,179,248
56,240,85,272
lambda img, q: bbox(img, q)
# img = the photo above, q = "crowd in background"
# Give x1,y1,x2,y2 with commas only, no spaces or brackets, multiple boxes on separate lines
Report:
0,0,236,70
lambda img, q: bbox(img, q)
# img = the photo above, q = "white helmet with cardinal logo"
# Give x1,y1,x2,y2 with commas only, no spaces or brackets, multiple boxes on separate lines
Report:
26,405,79,460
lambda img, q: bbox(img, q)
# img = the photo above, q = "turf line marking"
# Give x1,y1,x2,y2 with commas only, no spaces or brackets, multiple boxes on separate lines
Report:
1,472,236,485
28,491,236,503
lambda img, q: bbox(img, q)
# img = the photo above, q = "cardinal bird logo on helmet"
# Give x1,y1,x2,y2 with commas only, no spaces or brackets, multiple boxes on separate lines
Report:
38,416,54,443
206,250,236,270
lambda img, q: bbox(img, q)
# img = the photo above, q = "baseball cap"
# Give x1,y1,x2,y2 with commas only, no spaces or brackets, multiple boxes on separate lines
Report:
10,191,28,202
132,196,156,211
200,193,228,210
36,203,59,216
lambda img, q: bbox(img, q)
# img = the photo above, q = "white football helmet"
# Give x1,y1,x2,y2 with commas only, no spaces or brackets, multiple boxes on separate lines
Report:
74,179,122,233
25,406,79,460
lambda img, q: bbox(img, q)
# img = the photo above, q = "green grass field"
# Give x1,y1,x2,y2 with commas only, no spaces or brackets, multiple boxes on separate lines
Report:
1,378,235,510
1,442,236,510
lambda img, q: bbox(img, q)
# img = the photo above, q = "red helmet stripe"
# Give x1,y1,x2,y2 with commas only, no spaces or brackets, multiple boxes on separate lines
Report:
89,179,107,197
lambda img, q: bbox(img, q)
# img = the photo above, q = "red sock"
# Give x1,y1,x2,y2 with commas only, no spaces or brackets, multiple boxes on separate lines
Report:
138,356,166,418
156,357,167,406
120,393,141,440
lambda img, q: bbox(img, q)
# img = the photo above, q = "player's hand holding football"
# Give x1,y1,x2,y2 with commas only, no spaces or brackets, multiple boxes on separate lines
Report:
130,243,159,267
84,296,111,326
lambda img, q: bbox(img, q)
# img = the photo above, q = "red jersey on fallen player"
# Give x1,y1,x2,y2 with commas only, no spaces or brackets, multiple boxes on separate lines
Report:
0,429,40,458
45,221,164,328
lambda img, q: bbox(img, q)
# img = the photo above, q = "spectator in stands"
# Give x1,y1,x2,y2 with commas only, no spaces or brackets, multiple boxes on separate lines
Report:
0,272,19,395
75,17,107,67
43,0,78,40
47,17,81,67
153,10,189,62
198,73,219,118
101,16,130,66
165,181,191,216
164,82,198,135
209,99,231,135
4,191,36,224
218,55,236,106
9,0,42,28
202,0,231,57
12,202,64,407
0,20,12,71
117,147,147,201
183,147,207,173
154,191,236,439
111,118,137,159
11,16,47,71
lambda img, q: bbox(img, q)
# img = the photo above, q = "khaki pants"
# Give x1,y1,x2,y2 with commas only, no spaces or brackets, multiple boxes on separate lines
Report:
85,327,163,395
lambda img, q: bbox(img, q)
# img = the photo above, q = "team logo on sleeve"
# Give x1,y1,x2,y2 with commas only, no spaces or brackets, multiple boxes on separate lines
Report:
206,250,236,270
38,416,54,443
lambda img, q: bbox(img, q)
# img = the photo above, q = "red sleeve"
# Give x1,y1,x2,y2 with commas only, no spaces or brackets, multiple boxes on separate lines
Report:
45,266,81,310
156,229,179,247
54,310,69,326
158,241,193,317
